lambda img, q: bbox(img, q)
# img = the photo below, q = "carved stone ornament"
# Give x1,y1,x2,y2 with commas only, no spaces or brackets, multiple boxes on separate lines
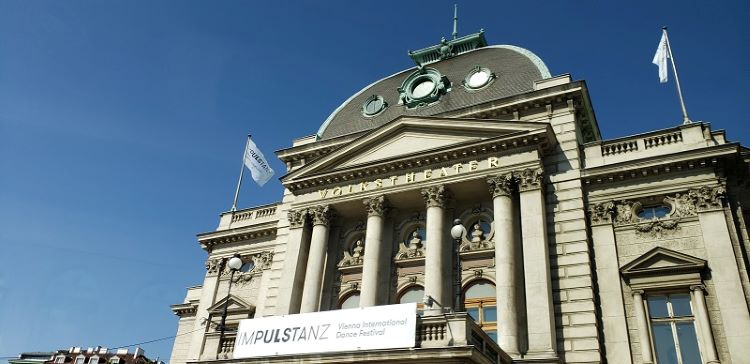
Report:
363,195,389,217
338,239,365,268
205,258,223,275
229,251,274,286
421,185,451,208
395,229,426,260
309,205,333,226
287,209,308,228
588,202,615,225
515,168,544,191
487,173,515,198
635,219,680,238
459,223,494,252
664,193,697,218
613,200,640,226
688,185,726,211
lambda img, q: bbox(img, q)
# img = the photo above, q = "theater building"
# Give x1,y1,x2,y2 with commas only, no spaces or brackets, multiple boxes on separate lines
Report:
169,28,750,364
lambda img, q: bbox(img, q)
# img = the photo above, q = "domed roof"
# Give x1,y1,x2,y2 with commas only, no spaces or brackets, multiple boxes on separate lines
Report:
317,45,551,140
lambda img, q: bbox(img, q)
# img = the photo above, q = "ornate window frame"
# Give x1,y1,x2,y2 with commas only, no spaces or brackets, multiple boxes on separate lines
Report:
621,247,719,364
398,67,449,108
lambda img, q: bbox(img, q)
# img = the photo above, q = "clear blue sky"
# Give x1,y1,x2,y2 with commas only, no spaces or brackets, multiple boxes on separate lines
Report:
0,0,747,361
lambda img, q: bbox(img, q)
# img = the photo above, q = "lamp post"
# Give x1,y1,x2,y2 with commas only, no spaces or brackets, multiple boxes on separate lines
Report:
219,254,243,346
450,219,465,311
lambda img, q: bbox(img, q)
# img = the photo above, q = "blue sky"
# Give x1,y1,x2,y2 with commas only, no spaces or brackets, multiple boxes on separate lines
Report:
0,0,747,360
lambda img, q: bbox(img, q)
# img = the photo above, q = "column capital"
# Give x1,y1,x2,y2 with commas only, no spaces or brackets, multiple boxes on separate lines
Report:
363,195,389,217
515,168,544,192
309,205,334,226
690,284,707,292
631,289,645,296
589,201,615,226
287,209,308,229
487,173,515,198
689,185,726,212
421,185,451,208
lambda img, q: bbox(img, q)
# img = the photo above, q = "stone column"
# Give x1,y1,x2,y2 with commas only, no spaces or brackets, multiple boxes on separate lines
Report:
517,168,556,356
690,285,719,364
632,290,654,364
487,173,520,356
360,195,389,307
421,185,452,312
693,185,750,362
299,205,333,313
588,202,633,363
275,209,310,315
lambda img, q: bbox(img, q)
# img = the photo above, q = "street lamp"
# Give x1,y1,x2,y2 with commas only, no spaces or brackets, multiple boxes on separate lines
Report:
450,219,465,311
219,254,243,345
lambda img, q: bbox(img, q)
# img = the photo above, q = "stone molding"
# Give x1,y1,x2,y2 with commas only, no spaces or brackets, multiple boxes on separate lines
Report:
287,209,308,228
515,168,544,192
363,195,389,217
421,185,451,208
309,205,333,226
486,173,515,198
588,201,615,226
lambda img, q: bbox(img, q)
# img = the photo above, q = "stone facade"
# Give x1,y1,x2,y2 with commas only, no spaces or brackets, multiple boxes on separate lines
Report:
169,30,750,364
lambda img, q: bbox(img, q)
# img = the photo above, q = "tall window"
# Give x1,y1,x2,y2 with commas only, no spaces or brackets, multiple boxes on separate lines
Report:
647,293,702,364
398,286,425,312
74,357,84,364
339,291,360,309
463,280,497,342
89,357,99,364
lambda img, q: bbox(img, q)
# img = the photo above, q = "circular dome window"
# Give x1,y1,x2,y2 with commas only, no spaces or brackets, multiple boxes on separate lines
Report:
464,66,495,90
362,95,387,117
411,79,436,99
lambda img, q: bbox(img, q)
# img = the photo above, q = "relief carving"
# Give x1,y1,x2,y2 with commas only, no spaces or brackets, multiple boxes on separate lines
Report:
487,173,515,197
515,168,544,191
613,200,640,226
459,222,494,252
665,193,697,218
339,239,365,267
395,229,426,260
635,219,680,238
231,251,274,286
205,258,223,275
588,201,615,225
421,185,451,208
688,186,725,211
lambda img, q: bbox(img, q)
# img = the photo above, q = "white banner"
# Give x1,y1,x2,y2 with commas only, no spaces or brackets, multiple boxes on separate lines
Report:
233,303,417,358
243,137,275,187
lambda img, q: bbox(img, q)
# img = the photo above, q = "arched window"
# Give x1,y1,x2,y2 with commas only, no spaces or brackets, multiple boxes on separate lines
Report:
339,291,360,309
398,285,425,313
464,280,497,342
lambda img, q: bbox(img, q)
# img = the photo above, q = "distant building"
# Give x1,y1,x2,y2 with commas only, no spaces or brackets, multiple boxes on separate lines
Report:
169,22,750,364
10,347,157,364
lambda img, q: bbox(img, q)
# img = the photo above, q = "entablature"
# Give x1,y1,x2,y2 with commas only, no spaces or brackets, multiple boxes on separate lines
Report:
198,222,277,252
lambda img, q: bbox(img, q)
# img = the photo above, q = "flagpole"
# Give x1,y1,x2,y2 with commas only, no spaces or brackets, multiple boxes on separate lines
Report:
230,135,251,212
662,27,691,124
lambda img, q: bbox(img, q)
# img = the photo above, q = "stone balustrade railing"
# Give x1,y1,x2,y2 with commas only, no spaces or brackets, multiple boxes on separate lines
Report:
418,312,511,364
217,203,280,230
584,123,709,168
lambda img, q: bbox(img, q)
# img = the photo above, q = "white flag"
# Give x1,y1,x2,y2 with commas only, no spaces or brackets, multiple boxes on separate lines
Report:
243,137,275,187
652,32,670,83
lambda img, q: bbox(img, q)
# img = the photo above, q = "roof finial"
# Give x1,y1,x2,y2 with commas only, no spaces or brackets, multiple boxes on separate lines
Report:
452,4,458,40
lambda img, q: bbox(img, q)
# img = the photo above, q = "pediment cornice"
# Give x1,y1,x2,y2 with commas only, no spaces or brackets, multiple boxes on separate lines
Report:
621,247,706,279
282,117,555,193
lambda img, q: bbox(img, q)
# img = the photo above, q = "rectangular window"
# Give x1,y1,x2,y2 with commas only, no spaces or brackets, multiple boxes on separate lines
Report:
647,293,702,364
74,358,84,364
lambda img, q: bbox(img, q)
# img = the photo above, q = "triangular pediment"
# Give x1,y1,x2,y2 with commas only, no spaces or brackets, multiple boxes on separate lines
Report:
621,247,706,278
283,115,551,183
207,295,255,314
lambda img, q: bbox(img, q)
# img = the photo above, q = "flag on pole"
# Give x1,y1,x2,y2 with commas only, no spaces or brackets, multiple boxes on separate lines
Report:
243,137,275,187
652,32,669,83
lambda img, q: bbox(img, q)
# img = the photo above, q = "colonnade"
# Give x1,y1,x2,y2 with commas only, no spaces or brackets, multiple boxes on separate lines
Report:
286,167,556,357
